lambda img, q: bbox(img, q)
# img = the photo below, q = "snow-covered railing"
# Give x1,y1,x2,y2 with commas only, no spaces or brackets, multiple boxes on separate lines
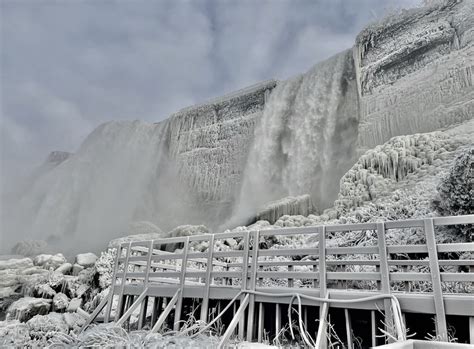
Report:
91,215,474,346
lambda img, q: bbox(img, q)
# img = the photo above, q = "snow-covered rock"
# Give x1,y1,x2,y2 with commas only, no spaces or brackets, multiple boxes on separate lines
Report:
53,293,69,312
72,263,84,276
7,297,51,322
0,258,33,270
75,253,98,267
33,253,67,270
67,298,82,312
56,262,73,274
26,313,69,341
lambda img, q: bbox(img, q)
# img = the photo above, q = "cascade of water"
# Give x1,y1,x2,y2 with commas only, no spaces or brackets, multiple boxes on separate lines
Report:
229,49,360,226
4,120,174,252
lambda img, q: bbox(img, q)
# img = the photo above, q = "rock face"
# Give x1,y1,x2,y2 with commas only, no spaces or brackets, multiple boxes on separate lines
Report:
355,0,474,150
167,80,277,217
3,1,472,251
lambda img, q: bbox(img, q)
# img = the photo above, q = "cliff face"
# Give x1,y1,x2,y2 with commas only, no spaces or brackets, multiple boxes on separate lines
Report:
355,0,474,151
166,80,276,210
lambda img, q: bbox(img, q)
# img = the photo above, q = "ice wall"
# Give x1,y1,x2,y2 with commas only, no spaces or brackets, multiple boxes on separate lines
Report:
355,0,474,151
229,49,360,226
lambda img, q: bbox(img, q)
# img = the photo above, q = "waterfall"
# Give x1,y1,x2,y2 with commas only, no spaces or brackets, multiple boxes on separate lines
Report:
3,120,178,252
229,49,360,225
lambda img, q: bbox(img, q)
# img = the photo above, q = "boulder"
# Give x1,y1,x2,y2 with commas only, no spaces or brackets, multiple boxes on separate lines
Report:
33,254,52,266
72,263,84,276
7,297,52,322
53,292,69,312
75,253,98,267
26,313,69,340
67,297,82,312
35,284,56,299
33,253,67,270
56,262,73,274
63,312,86,331
0,258,33,270
0,286,18,299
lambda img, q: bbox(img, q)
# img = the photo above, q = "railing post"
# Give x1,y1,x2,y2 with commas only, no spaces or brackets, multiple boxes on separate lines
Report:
376,222,394,343
200,234,215,323
115,242,132,322
247,230,259,341
318,225,328,349
424,218,448,341
239,231,250,340
174,237,190,331
138,240,154,329
104,244,122,323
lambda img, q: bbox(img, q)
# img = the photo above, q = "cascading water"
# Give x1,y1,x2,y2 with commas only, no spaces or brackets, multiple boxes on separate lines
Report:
3,120,179,252
229,49,360,225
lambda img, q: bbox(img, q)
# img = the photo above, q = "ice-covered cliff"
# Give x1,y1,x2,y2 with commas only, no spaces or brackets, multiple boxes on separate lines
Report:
355,0,474,150
166,80,277,220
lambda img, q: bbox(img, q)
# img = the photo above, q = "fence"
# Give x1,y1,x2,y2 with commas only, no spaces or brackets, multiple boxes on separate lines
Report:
82,215,474,347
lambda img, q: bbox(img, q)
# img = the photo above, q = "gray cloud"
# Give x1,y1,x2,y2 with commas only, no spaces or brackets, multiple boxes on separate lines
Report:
0,0,420,187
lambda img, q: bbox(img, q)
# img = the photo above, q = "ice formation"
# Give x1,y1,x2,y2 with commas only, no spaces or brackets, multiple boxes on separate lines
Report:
356,0,474,149
336,119,474,212
255,195,316,225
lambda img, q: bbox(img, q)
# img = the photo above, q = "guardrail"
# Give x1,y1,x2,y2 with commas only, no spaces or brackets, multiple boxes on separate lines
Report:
86,215,474,346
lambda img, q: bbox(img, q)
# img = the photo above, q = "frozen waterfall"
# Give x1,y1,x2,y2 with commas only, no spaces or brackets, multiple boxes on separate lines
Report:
229,49,360,226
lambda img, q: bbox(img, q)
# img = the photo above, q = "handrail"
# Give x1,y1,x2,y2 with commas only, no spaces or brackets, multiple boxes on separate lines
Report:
96,214,474,343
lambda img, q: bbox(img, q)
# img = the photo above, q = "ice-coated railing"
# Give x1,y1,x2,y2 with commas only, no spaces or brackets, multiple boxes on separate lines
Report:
83,215,474,346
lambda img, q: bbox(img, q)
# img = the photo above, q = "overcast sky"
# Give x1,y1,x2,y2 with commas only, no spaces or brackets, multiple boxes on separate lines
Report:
1,0,420,184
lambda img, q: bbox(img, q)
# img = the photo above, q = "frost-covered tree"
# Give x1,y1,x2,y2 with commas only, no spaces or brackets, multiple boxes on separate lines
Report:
433,147,473,240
